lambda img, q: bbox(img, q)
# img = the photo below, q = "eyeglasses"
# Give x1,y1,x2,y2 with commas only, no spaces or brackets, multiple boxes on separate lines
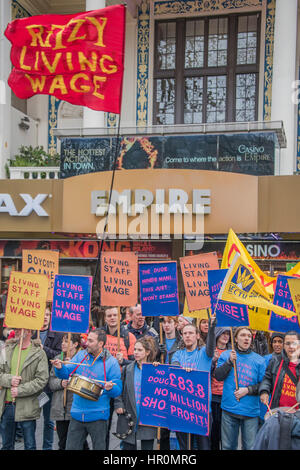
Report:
284,342,300,347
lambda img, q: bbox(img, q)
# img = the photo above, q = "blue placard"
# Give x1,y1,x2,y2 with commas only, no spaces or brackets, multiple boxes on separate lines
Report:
139,262,179,316
269,275,300,333
139,364,210,436
51,274,92,333
208,269,249,327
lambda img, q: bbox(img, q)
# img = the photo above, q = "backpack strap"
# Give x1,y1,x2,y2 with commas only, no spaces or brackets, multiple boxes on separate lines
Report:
278,411,293,450
281,361,299,387
269,359,284,408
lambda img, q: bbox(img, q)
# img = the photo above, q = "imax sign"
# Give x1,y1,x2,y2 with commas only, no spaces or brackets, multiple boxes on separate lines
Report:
0,194,49,216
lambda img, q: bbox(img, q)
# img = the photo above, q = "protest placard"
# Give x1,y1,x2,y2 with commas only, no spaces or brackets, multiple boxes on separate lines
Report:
207,269,249,327
5,271,48,330
139,363,210,436
183,298,209,320
288,278,300,327
22,249,59,302
269,275,300,333
139,261,179,316
180,252,219,311
51,274,92,333
100,251,138,307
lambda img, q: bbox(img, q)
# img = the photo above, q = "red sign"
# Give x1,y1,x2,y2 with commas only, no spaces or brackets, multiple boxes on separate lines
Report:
5,5,125,113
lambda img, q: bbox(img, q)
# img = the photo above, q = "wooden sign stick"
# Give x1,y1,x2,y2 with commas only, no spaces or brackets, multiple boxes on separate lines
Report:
117,307,121,353
13,329,24,403
157,320,164,451
230,328,239,393
63,333,71,407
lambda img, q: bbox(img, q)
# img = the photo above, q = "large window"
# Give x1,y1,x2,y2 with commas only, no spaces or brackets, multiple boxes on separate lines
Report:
153,14,260,125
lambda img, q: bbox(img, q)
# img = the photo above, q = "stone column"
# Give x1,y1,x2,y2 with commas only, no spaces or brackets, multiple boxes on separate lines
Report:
83,0,106,129
271,0,298,175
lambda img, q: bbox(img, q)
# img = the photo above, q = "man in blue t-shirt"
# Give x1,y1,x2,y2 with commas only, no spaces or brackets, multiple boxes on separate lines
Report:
171,314,216,450
214,326,266,450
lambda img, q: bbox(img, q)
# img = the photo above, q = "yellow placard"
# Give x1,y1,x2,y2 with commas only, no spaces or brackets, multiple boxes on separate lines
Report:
287,278,300,327
183,298,209,320
5,271,49,330
22,249,59,302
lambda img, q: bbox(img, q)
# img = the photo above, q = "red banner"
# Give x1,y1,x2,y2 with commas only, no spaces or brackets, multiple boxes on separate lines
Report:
5,5,125,113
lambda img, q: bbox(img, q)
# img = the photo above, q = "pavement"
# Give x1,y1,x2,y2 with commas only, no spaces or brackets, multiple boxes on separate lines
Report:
1,410,121,450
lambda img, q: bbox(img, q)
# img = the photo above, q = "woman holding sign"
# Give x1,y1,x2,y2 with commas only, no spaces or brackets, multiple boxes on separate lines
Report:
114,336,158,450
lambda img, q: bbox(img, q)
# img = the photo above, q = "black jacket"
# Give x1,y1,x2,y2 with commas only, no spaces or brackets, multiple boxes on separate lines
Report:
259,350,300,409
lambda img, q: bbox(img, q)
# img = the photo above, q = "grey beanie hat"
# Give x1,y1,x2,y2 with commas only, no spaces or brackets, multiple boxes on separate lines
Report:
179,314,194,324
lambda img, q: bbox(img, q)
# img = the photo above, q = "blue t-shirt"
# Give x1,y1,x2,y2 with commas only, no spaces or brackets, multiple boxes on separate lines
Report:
217,350,266,418
165,338,176,364
134,363,142,423
171,346,213,412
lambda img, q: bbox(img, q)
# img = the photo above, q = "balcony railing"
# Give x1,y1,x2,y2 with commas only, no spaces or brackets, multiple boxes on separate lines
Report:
9,166,60,179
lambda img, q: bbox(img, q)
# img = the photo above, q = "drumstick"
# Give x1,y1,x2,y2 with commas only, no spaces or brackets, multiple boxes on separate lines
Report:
286,402,300,413
266,403,274,415
50,360,91,366
92,378,117,386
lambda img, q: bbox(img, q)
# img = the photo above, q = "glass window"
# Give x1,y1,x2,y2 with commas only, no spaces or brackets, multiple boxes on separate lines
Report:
153,14,260,125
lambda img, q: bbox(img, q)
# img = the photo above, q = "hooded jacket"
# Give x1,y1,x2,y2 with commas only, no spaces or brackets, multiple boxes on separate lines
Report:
0,338,49,422
54,347,122,422
259,349,300,409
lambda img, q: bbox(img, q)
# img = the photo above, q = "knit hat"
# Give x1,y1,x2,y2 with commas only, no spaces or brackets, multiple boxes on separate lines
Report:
179,314,194,324
270,332,285,345
215,327,231,340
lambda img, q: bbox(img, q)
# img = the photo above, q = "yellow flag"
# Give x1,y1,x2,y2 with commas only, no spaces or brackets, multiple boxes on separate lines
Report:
287,278,300,327
218,253,295,318
221,228,300,296
183,298,209,320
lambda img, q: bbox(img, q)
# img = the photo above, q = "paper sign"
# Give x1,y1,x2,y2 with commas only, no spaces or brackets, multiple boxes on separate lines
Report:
180,252,219,311
139,261,179,317
100,251,138,307
139,363,210,436
208,269,249,327
5,271,48,330
22,249,59,302
288,278,300,327
51,274,92,333
269,275,300,333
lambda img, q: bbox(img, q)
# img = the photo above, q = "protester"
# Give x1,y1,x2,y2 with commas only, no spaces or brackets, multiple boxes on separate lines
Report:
157,316,182,450
199,318,209,344
214,326,267,450
121,307,133,326
211,327,231,450
251,330,269,356
115,336,157,450
52,328,122,450
171,314,216,450
33,304,64,450
176,314,194,334
264,332,285,365
0,328,49,450
259,330,300,411
101,307,136,367
125,304,159,343
49,333,89,450
100,306,136,449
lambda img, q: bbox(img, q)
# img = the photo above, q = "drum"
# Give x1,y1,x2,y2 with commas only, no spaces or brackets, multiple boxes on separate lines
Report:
265,406,297,420
67,374,104,401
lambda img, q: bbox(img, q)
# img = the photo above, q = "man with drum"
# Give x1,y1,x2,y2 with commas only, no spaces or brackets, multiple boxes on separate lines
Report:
52,328,122,450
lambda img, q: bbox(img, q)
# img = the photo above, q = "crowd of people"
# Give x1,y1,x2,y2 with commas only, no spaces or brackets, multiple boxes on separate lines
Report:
0,302,299,451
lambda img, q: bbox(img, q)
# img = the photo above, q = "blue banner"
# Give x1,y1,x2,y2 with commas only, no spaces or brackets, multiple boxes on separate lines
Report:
139,262,179,316
269,275,300,333
51,274,92,333
208,269,249,327
139,364,210,436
